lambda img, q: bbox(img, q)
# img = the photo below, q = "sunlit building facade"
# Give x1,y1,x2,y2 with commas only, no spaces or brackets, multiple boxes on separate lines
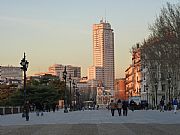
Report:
88,20,115,94
48,64,81,80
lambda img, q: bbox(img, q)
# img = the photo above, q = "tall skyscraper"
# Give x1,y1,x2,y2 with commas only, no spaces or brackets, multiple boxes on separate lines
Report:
88,20,115,93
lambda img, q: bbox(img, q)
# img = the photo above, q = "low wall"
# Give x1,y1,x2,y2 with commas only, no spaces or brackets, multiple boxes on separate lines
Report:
0,106,22,115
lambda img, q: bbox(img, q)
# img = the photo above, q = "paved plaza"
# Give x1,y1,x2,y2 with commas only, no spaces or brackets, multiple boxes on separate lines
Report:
0,109,180,134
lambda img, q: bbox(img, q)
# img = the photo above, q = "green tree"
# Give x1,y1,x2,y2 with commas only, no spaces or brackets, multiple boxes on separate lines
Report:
0,75,66,106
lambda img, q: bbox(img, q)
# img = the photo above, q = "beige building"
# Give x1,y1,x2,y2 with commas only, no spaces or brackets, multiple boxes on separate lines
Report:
88,66,103,82
131,44,141,97
48,64,81,80
34,64,81,81
125,44,141,99
0,66,23,84
0,65,22,82
125,65,133,98
88,20,115,94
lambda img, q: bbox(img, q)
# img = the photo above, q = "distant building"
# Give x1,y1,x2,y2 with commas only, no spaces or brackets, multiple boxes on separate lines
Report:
125,44,141,100
0,65,22,84
131,44,141,97
33,64,81,81
88,20,115,94
114,78,126,100
88,66,104,82
125,65,133,99
48,64,81,81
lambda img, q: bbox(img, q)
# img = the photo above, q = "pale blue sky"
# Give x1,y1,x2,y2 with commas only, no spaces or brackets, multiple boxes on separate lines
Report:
0,0,178,78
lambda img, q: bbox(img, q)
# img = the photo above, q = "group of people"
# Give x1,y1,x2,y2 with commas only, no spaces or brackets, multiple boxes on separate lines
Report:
109,99,128,116
23,100,59,121
159,98,179,114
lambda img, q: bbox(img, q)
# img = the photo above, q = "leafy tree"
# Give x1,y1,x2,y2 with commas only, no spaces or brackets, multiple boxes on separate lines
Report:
0,75,66,106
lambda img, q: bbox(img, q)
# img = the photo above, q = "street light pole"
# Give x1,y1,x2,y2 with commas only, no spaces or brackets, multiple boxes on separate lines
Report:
63,66,68,113
69,74,72,111
155,81,158,108
20,52,29,104
167,73,171,103
72,80,75,111
146,85,149,105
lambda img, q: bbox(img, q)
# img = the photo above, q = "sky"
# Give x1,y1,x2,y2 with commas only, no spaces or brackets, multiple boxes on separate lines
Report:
0,0,179,78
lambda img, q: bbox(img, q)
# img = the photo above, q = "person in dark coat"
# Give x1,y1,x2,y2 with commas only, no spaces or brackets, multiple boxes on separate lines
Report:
122,101,128,116
24,100,30,121
160,99,165,112
35,101,44,116
130,100,135,112
52,102,56,112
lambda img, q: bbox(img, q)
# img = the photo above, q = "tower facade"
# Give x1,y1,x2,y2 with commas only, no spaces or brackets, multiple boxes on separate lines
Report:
89,20,115,93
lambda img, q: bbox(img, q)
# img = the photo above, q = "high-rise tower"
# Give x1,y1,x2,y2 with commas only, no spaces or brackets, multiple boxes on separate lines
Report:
88,20,115,93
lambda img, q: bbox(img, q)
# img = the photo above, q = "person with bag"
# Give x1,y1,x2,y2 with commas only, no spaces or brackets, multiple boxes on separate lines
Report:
110,100,116,116
117,99,122,116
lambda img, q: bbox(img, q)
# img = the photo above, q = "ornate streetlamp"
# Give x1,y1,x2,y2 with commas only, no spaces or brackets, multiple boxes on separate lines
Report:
72,80,76,110
155,80,158,108
20,52,29,104
167,73,171,103
63,66,68,113
76,87,80,110
146,85,149,105
69,74,72,111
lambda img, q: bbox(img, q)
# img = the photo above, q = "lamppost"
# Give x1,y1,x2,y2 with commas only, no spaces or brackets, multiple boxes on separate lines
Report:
76,87,80,110
20,52,29,104
72,80,76,110
146,85,149,105
167,73,171,103
155,80,158,108
63,66,68,113
69,74,72,111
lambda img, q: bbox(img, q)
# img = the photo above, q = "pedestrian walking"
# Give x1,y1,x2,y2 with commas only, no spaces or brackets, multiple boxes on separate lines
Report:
117,99,122,116
130,100,135,112
122,101,128,116
24,100,30,121
96,104,99,110
110,100,116,116
35,101,44,116
173,98,178,114
160,98,165,112
52,102,56,112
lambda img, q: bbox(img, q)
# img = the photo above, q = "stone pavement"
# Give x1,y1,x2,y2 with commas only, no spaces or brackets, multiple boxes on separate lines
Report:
0,109,180,134
1,123,180,135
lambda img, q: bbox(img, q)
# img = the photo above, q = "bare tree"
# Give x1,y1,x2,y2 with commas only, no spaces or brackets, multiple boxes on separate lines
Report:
140,2,180,103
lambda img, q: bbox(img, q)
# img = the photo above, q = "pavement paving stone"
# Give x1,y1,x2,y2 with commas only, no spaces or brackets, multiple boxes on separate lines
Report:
1,109,180,134
1,124,180,135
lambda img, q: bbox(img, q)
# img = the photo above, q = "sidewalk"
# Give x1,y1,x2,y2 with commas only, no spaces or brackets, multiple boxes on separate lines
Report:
1,123,180,135
1,110,180,135
0,109,180,126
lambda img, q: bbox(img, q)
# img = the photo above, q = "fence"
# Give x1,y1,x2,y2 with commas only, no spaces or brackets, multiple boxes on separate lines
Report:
0,106,23,115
